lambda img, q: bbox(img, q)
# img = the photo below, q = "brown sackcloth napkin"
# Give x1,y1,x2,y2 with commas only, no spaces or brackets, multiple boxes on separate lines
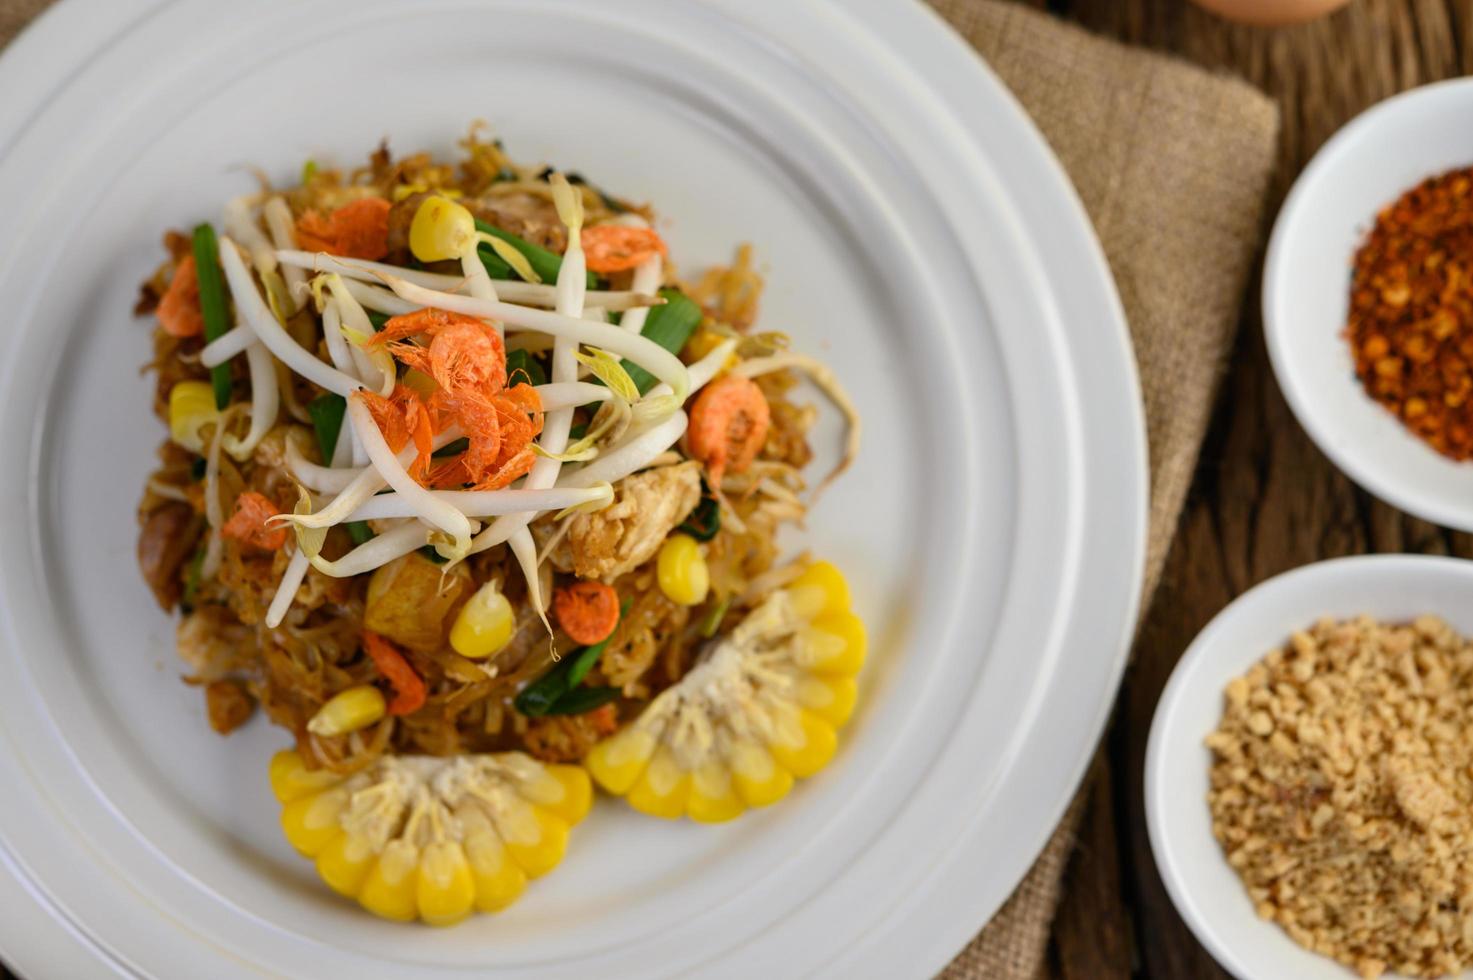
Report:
0,1,1275,978
926,2,1278,977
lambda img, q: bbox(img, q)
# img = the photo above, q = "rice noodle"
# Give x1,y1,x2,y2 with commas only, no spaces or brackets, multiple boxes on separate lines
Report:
220,237,363,398
201,404,246,580
733,351,860,496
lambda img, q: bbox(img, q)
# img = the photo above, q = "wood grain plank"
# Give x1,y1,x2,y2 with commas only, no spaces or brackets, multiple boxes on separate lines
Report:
1048,754,1133,980
1039,1,1472,977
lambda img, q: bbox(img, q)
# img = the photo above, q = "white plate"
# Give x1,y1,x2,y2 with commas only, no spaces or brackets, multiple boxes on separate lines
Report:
0,1,1147,977
1264,79,1473,531
1146,555,1473,980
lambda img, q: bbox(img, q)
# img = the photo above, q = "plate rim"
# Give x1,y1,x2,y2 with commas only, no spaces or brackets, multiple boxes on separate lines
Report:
0,0,1148,976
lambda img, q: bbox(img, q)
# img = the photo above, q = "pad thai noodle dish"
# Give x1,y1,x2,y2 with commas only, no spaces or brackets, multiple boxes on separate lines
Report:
134,126,863,925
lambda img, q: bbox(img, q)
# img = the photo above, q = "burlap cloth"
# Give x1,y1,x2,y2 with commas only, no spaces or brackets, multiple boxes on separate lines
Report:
926,2,1279,977
0,1,1277,977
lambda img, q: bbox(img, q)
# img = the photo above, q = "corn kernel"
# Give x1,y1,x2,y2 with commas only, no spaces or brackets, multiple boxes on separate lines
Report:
168,380,220,453
769,710,838,779
358,840,420,922
315,831,376,898
728,740,794,808
627,745,691,819
280,788,348,857
801,612,867,676
503,808,570,879
307,685,386,737
687,761,745,823
417,841,476,927
409,195,476,263
450,582,516,659
464,828,527,913
515,764,593,824
657,533,710,606
585,726,657,794
268,749,340,804
797,675,859,728
786,561,850,619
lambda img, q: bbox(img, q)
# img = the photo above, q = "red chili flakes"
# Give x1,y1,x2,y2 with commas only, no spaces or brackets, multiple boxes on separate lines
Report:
1348,167,1473,460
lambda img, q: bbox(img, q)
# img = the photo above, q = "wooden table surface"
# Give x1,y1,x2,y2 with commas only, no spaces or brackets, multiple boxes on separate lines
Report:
0,3,1463,980
1035,1,1473,977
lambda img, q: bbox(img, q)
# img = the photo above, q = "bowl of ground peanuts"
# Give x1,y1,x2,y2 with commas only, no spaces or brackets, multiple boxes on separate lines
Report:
1265,78,1473,533
1147,554,1473,980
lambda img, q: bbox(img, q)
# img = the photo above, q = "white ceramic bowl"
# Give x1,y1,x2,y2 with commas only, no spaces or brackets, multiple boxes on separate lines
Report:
1264,79,1473,531
1146,554,1473,980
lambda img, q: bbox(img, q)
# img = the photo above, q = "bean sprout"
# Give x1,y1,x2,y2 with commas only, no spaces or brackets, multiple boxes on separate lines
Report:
261,197,304,312
264,548,309,629
223,194,275,273
371,274,690,400
611,213,663,334
219,237,363,398
345,394,471,541
222,331,279,461
344,484,611,522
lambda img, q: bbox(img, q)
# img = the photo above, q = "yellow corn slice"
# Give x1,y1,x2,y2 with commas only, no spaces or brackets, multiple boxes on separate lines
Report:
585,558,863,822
267,750,591,925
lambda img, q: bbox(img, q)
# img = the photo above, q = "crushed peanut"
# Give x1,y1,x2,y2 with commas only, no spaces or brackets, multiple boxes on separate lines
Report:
1207,615,1473,979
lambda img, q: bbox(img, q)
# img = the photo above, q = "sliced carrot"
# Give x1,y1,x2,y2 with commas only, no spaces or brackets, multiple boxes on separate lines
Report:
362,630,427,716
295,197,391,260
580,225,667,274
157,254,204,338
686,373,771,487
221,491,287,551
554,581,621,645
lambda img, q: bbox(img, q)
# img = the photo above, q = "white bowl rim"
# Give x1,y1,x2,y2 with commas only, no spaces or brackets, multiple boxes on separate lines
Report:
1144,552,1473,980
1264,77,1473,532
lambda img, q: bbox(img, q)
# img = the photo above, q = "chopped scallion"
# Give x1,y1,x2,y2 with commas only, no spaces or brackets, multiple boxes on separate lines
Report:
474,218,599,288
516,600,629,717
307,393,346,462
191,223,233,409
505,348,548,387
623,290,701,394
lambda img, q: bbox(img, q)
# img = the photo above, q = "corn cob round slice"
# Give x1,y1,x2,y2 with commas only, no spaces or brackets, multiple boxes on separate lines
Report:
270,749,591,925
584,560,865,822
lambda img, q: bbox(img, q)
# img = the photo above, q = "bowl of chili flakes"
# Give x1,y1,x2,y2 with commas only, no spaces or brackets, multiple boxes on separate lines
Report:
1265,77,1473,532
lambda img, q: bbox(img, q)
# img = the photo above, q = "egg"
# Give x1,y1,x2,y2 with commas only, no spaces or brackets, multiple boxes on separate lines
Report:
1188,0,1352,27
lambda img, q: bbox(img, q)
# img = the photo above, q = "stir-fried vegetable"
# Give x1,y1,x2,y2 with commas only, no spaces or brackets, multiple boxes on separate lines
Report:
621,289,701,393
475,218,598,289
517,599,629,717
191,224,234,409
